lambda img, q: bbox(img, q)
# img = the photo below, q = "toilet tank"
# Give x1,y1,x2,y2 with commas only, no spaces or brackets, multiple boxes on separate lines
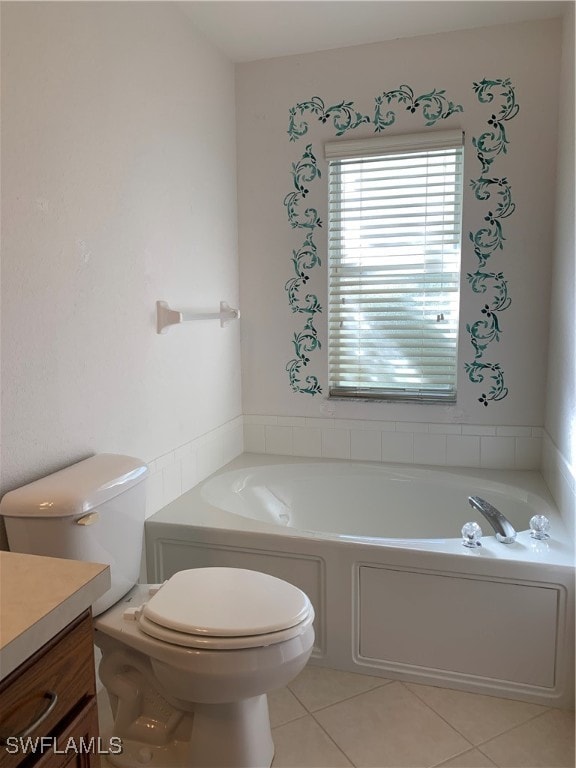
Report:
0,454,148,615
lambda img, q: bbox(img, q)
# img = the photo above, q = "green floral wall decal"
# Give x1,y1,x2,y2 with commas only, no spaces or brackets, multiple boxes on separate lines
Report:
286,317,323,396
465,361,507,406
285,233,322,315
283,144,323,231
465,78,519,405
285,86,462,396
283,144,323,394
472,78,519,174
288,97,370,142
374,85,463,131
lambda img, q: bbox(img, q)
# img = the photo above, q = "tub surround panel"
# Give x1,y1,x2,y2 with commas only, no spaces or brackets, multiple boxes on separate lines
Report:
244,415,542,470
544,6,575,476
542,9,575,551
357,566,559,688
542,431,575,544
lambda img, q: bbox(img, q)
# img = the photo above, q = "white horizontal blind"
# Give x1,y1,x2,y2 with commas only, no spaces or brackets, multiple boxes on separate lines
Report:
327,132,464,401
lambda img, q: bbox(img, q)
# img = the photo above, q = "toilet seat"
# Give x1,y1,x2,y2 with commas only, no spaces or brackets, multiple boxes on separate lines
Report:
137,608,314,649
137,567,314,650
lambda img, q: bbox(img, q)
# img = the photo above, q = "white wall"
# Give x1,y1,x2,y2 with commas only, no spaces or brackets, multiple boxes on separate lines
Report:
543,6,575,538
237,20,561,434
0,3,242,531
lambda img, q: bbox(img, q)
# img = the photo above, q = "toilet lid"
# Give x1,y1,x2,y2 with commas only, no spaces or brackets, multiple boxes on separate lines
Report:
137,607,314,650
140,567,312,638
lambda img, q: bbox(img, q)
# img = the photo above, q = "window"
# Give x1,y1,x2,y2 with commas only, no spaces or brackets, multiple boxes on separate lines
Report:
326,130,464,403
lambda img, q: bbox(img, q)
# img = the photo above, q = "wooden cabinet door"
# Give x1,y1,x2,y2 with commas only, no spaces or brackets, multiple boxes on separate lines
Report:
0,612,100,768
33,701,101,768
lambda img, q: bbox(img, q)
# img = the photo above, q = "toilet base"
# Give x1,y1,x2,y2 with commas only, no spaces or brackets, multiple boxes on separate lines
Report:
97,638,275,768
105,695,273,768
189,695,274,768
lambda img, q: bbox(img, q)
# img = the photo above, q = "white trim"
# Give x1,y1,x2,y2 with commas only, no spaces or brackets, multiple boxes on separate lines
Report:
324,128,464,160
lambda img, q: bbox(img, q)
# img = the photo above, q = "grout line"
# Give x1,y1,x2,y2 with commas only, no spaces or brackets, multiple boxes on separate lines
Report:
307,711,358,767
287,677,393,715
406,683,557,759
308,678,394,714
430,747,496,768
306,679,492,768
270,711,309,732
475,742,502,768
432,747,498,768
281,683,356,766
398,682,477,749
285,683,309,712
473,707,561,754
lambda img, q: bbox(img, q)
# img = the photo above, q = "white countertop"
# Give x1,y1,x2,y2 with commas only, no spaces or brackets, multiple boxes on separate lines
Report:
0,551,110,681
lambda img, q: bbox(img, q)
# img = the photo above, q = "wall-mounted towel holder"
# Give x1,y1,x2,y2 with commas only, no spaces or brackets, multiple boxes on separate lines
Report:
156,300,240,334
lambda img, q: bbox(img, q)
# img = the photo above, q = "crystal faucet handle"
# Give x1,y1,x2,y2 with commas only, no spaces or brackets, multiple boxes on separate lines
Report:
462,521,483,548
529,514,550,540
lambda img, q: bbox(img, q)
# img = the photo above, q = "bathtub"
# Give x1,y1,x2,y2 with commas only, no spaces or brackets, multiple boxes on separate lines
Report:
145,454,575,708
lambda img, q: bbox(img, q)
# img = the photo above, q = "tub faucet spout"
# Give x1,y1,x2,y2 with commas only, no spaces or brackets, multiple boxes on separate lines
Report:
468,496,517,543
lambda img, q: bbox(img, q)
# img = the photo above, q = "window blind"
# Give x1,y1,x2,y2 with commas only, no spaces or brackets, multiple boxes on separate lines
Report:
326,130,464,402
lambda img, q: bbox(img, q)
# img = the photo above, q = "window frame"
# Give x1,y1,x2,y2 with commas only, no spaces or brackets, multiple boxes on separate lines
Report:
325,129,464,404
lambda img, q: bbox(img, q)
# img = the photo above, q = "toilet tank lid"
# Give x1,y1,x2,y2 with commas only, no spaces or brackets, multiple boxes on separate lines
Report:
0,454,148,518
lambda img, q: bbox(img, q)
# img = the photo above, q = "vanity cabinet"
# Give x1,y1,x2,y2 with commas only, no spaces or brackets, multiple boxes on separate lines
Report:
0,611,100,768
32,702,100,768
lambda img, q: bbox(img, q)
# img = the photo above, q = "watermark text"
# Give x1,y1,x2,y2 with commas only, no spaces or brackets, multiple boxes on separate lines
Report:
4,735,122,756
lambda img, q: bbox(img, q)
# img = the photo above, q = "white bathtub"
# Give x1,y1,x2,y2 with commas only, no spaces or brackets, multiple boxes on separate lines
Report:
146,454,575,708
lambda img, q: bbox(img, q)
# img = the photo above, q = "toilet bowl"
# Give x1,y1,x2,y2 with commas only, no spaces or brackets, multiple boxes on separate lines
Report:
95,569,315,768
0,455,315,768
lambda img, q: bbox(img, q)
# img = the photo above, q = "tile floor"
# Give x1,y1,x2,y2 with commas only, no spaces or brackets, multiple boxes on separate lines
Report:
98,665,575,768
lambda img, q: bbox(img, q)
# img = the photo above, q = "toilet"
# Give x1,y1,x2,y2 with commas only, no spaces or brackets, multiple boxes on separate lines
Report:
0,454,315,768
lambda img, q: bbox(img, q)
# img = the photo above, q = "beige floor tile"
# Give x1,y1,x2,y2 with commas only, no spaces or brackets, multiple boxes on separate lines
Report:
271,715,352,767
435,748,497,767
479,709,575,767
314,681,471,767
268,686,308,728
406,683,547,745
288,664,389,711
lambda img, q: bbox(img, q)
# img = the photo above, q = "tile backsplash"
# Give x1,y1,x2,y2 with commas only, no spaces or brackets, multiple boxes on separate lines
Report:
244,415,543,472
144,415,243,519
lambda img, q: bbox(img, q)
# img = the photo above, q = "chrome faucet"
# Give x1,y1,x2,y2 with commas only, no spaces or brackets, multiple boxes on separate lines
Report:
468,496,517,543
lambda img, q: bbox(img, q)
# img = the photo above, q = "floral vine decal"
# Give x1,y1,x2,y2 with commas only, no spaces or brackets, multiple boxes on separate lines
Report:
374,85,463,132
283,145,323,231
286,318,323,396
283,144,323,395
288,97,370,142
465,78,519,405
285,86,462,395
285,233,322,315
471,78,519,174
